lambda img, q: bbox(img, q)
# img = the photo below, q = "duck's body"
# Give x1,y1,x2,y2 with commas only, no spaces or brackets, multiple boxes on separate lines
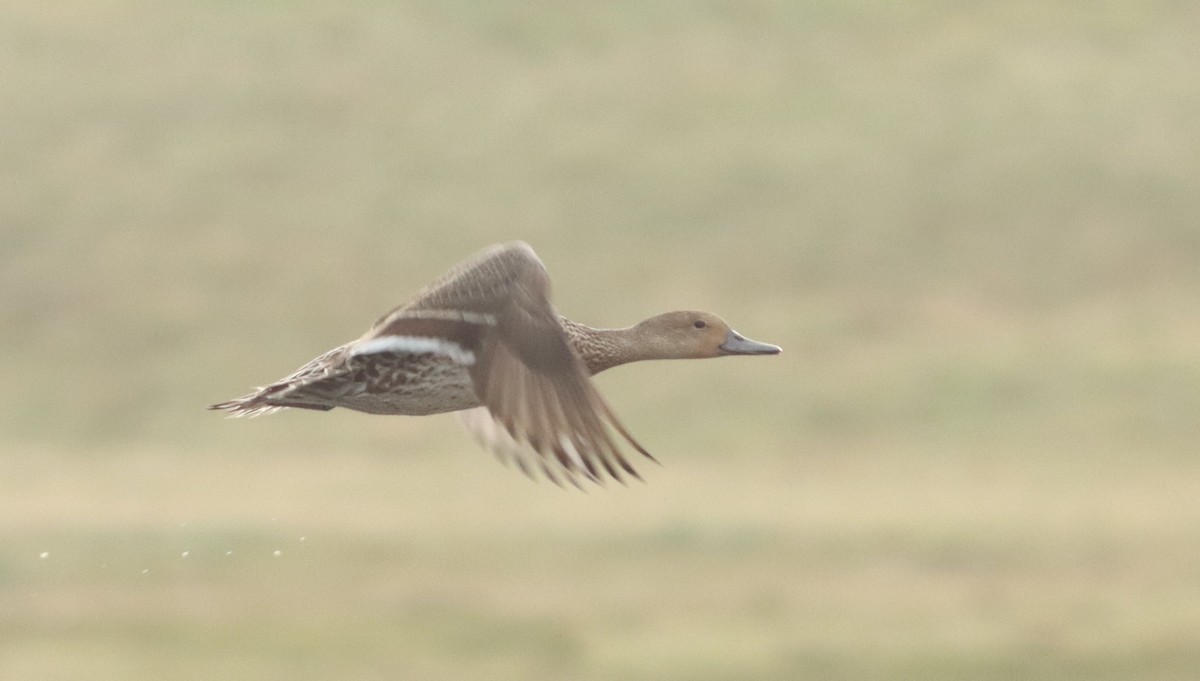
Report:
210,242,780,485
252,342,479,416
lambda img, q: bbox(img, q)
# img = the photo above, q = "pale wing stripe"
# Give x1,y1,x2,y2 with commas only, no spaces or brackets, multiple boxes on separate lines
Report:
377,308,498,328
351,336,476,366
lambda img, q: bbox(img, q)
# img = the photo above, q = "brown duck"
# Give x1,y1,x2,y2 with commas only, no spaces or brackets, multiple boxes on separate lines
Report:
210,242,781,486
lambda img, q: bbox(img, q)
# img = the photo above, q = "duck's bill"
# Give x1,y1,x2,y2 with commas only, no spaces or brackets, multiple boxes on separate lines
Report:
718,330,782,356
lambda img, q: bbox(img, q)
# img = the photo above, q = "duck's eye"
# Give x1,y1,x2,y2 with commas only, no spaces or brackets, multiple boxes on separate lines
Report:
693,320,707,329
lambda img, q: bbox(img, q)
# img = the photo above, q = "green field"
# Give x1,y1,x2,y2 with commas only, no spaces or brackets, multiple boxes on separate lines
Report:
3,1,1200,679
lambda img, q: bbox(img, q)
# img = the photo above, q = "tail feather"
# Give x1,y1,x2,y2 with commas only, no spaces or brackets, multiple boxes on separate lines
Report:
208,386,334,417
211,343,354,417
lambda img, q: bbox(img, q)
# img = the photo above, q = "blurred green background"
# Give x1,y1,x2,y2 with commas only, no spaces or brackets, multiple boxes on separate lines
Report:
3,1,1199,679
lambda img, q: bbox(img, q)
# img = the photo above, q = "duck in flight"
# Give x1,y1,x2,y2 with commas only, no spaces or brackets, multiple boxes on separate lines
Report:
209,242,780,486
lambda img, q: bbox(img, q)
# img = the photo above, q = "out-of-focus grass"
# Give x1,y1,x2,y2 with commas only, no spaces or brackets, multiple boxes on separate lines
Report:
6,445,1200,681
2,1,1200,679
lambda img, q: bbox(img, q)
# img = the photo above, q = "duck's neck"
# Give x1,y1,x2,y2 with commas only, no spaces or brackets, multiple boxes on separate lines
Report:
559,317,652,375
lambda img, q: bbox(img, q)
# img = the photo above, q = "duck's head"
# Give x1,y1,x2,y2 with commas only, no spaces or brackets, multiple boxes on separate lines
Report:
634,311,782,360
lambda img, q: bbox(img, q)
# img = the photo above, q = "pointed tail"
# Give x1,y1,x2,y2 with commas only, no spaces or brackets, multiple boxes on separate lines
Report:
208,385,334,417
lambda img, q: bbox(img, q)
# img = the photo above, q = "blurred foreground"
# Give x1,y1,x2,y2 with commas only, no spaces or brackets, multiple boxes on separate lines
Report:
3,1,1199,679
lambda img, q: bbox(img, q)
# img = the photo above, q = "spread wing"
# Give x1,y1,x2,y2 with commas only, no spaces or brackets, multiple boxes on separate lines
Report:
366,242,653,486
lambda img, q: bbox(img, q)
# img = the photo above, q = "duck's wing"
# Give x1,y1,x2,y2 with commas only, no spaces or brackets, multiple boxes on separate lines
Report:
366,242,654,485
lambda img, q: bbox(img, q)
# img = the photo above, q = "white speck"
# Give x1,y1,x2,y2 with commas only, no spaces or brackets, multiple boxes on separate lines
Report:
142,568,150,575
39,552,49,560
225,550,233,556
181,551,190,559
272,550,282,557
299,536,307,542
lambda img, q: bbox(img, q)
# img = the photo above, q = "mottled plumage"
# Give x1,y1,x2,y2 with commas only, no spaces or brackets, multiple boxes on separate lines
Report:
210,242,780,486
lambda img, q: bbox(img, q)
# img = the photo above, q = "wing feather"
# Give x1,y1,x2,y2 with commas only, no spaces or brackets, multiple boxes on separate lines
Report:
423,243,654,485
